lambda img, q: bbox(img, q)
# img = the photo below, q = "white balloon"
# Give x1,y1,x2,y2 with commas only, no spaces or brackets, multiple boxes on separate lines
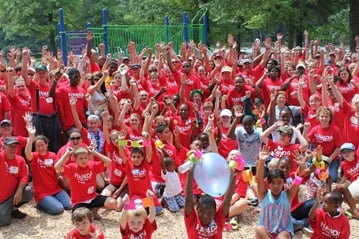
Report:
193,152,230,197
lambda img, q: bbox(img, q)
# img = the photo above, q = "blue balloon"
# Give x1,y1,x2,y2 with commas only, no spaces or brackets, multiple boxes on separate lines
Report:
193,152,230,197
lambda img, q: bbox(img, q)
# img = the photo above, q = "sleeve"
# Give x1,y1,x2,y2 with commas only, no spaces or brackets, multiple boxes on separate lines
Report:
19,158,29,183
0,93,11,112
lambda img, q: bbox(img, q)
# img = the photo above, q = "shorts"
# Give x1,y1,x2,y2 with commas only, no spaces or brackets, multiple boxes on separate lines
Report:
348,178,359,202
73,195,107,211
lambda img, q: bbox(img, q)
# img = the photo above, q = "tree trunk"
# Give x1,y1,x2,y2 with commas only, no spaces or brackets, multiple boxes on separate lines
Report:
350,0,359,51
49,30,56,56
287,16,294,49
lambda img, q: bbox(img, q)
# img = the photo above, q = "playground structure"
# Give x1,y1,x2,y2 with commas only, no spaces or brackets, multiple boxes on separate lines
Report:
58,8,208,65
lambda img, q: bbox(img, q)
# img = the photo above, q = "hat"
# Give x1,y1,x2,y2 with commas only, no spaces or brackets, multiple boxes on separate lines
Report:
28,67,35,73
335,61,344,67
243,58,252,64
35,64,48,72
189,89,204,100
220,109,232,117
296,63,306,70
329,51,336,56
324,59,332,66
237,60,244,66
315,54,321,59
213,52,223,59
277,125,294,135
0,119,12,126
3,136,19,145
340,142,355,152
131,63,141,69
221,65,232,73
254,97,264,106
321,155,330,164
122,56,129,62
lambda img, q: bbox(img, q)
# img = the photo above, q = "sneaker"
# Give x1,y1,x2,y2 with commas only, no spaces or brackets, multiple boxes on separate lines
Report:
303,226,313,235
11,209,27,219
247,198,258,206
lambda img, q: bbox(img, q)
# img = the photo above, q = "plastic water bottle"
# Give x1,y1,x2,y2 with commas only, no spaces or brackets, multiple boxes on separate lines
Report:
178,161,193,174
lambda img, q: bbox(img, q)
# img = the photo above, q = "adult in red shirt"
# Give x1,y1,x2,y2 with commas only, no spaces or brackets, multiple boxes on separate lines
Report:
0,137,33,227
7,76,31,137
256,65,283,108
305,107,343,182
22,50,60,152
25,131,71,215
336,66,359,103
344,94,359,148
226,75,254,109
56,68,88,133
0,119,27,155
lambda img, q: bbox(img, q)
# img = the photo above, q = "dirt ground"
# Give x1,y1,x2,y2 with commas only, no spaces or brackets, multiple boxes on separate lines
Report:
1,199,359,239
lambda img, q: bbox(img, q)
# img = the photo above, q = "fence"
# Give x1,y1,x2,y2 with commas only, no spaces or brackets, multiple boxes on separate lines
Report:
58,8,208,65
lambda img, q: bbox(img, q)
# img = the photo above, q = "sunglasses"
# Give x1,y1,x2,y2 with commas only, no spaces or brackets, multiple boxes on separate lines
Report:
70,136,81,141
28,73,35,76
182,65,191,68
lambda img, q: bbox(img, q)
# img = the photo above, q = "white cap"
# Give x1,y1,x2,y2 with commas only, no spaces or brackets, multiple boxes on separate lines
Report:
220,109,232,117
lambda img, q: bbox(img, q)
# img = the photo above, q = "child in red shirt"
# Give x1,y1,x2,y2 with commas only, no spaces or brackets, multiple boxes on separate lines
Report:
309,190,350,239
65,207,104,239
184,158,236,239
119,190,157,239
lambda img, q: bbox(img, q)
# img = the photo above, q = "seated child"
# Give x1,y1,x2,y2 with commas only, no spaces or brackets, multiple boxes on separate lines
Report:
65,207,104,239
119,189,157,239
55,146,122,212
256,147,301,239
161,156,185,213
309,189,350,239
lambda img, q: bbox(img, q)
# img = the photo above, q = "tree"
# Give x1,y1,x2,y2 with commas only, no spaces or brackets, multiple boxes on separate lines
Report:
350,0,359,50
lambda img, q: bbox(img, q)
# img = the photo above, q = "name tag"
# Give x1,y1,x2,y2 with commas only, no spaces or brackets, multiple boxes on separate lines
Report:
44,158,53,166
46,97,53,103
9,166,19,174
87,186,94,194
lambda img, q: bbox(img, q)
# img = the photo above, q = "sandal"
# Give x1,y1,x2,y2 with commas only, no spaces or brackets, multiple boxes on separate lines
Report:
230,217,239,230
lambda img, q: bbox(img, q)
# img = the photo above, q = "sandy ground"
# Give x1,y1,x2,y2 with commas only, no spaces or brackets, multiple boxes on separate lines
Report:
1,199,359,239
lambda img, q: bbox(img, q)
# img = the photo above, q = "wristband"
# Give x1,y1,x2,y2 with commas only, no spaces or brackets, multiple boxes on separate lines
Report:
142,139,151,147
293,176,303,186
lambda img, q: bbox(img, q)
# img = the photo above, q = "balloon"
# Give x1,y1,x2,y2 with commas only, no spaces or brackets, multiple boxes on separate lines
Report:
194,152,230,197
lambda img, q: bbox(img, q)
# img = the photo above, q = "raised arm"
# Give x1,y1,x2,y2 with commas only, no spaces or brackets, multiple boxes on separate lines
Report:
256,147,270,201
24,124,36,162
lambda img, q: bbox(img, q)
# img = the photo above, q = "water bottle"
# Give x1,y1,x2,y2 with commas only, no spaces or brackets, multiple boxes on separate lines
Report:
178,161,193,174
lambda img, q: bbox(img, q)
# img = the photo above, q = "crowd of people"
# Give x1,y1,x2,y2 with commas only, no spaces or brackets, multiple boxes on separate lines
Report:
1,30,359,238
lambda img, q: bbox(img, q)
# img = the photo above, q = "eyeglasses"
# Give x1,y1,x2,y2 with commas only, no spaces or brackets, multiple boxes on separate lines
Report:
1,124,11,128
70,136,81,141
172,61,179,64
182,65,191,68
28,73,35,76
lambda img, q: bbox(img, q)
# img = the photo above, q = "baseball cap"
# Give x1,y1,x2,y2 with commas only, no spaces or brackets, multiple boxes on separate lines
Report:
254,98,264,106
3,136,19,145
296,63,306,70
277,125,294,135
35,64,48,72
220,109,232,117
221,65,232,73
243,58,253,64
340,142,355,152
213,52,223,59
131,63,141,69
0,119,12,127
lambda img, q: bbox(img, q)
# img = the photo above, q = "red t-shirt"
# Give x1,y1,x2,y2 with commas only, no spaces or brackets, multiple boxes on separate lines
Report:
150,142,179,183
56,85,88,131
125,155,152,199
310,208,350,239
9,94,31,136
341,157,359,183
0,153,28,203
169,115,197,149
0,92,12,121
307,124,343,159
336,81,359,103
105,143,126,186
344,112,359,149
66,224,105,239
185,205,226,239
302,105,320,131
120,218,157,239
261,77,283,107
64,160,105,206
226,85,254,109
30,151,62,202
267,139,301,174
328,99,351,130
286,77,310,106
27,80,56,114
173,71,200,100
